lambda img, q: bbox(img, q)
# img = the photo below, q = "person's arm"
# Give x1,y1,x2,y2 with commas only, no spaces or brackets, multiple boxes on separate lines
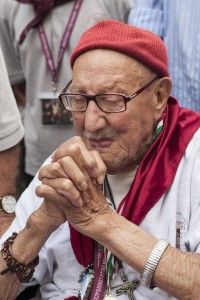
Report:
0,138,106,299
90,213,200,299
0,144,20,237
0,201,65,300
128,0,164,38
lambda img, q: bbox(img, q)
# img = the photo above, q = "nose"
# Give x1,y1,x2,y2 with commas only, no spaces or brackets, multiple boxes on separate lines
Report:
84,100,107,132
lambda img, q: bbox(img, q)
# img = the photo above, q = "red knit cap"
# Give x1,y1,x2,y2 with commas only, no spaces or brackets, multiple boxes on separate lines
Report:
70,20,169,78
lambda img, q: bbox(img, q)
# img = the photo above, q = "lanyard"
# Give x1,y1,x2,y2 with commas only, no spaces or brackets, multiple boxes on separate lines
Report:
38,0,83,91
90,243,106,300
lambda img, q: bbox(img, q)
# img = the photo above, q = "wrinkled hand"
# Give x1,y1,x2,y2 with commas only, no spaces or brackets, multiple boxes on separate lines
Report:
52,136,106,185
35,137,113,237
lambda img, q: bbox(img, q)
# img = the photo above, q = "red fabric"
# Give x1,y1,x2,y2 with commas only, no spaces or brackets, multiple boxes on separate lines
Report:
64,297,79,300
69,97,200,267
70,20,169,78
69,225,94,267
16,0,73,44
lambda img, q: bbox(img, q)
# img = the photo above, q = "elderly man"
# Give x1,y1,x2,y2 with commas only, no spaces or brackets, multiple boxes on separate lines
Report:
0,20,200,300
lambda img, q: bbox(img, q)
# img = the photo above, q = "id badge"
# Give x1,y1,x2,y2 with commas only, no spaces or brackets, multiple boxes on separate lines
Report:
78,273,94,300
40,92,73,125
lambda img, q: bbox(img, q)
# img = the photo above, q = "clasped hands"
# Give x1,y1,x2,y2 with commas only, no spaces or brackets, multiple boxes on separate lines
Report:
35,136,113,237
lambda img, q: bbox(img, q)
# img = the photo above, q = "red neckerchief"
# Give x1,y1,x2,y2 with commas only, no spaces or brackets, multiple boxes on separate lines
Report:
122,97,200,223
66,97,200,299
16,0,74,44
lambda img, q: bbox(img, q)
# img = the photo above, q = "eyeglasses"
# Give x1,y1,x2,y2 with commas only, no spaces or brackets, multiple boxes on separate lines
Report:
58,76,158,113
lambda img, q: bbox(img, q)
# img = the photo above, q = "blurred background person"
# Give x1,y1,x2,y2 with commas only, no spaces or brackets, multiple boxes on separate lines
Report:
128,0,200,112
0,47,24,237
0,0,132,187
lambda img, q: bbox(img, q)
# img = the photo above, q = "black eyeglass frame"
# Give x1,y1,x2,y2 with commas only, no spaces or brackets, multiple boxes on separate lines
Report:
58,76,158,113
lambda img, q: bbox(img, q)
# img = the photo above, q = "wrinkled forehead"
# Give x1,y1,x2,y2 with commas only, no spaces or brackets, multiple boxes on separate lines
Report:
72,49,154,84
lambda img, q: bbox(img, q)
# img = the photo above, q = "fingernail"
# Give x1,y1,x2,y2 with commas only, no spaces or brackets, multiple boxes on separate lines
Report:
97,175,105,185
91,167,98,178
80,180,88,191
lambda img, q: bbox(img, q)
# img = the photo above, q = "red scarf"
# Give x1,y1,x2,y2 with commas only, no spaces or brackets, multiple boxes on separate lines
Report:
66,97,200,299
16,0,74,44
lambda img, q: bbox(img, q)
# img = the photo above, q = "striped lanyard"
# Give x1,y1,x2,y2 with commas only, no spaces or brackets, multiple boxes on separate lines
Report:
38,0,83,91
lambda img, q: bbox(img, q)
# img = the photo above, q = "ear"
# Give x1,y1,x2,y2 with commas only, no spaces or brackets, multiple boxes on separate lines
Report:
154,77,172,120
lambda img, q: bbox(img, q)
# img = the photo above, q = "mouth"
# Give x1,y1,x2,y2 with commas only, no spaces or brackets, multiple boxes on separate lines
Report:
88,138,114,148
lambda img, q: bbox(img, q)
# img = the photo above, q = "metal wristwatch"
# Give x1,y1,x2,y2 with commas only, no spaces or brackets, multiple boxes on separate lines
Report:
0,195,17,214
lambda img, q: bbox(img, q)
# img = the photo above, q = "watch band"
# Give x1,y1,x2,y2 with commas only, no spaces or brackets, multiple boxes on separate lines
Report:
140,239,169,289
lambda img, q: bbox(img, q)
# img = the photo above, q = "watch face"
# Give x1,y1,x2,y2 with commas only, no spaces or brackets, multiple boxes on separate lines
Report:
2,195,17,214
